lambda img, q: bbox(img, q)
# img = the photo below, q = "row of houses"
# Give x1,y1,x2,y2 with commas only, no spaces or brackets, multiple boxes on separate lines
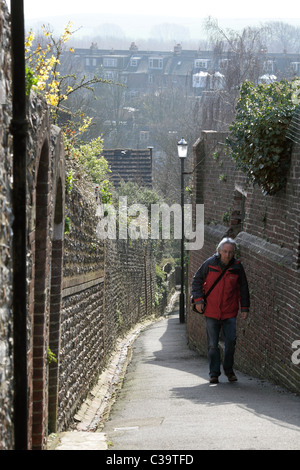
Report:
65,42,300,96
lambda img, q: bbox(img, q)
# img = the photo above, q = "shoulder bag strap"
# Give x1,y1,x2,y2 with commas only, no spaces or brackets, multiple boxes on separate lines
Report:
204,263,231,300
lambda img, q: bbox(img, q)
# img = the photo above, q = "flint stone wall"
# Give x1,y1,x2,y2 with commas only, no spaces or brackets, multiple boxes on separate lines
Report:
0,0,13,451
57,162,168,431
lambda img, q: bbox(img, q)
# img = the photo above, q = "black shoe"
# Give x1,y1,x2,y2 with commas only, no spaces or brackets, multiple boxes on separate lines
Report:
209,376,219,384
226,373,237,382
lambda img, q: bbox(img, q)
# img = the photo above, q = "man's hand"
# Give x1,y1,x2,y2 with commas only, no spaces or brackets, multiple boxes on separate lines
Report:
195,303,205,314
240,311,249,320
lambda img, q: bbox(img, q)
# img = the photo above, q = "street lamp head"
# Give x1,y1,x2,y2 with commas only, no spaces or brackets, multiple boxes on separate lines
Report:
177,138,188,158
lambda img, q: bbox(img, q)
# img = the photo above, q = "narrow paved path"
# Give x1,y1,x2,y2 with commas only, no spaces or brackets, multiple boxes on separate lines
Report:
102,308,300,451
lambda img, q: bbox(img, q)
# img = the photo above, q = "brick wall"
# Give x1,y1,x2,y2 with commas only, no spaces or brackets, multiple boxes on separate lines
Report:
188,131,300,394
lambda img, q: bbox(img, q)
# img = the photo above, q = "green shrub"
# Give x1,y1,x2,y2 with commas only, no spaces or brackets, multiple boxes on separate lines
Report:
227,79,299,195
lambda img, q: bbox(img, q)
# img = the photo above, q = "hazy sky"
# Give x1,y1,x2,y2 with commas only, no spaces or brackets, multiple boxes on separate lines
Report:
5,0,300,43
9,0,300,20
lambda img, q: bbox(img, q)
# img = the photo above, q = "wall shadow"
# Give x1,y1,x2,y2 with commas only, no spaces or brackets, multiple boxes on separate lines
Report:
145,311,300,434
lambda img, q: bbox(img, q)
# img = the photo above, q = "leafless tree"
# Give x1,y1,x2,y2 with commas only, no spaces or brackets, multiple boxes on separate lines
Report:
197,18,268,131
265,21,300,53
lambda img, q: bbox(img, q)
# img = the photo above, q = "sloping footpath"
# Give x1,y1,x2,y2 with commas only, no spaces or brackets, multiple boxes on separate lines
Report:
48,294,179,450
47,315,159,450
49,293,300,450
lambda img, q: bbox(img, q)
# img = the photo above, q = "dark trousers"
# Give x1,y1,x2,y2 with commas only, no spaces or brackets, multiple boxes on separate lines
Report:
205,317,237,377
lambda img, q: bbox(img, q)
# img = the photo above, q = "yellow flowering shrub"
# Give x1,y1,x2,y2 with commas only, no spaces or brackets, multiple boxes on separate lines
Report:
25,22,76,112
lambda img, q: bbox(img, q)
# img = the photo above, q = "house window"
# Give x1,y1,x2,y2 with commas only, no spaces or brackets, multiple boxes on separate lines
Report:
219,58,231,69
149,58,163,69
105,71,114,81
264,60,275,73
103,58,118,68
140,131,150,143
291,62,300,73
130,57,141,67
194,59,211,69
86,57,97,67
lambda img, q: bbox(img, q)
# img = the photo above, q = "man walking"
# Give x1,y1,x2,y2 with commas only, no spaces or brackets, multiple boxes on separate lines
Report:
192,238,250,383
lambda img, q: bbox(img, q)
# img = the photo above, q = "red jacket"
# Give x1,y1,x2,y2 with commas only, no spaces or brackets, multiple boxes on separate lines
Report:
192,255,250,320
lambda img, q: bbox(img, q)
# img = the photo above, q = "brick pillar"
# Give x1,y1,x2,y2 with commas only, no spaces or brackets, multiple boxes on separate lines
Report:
48,177,64,433
48,237,63,433
31,140,50,450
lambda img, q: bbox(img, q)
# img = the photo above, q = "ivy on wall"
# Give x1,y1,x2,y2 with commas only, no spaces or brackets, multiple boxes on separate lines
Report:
227,79,299,195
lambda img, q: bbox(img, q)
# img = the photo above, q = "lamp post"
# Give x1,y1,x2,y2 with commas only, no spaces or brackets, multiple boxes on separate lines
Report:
177,138,188,323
